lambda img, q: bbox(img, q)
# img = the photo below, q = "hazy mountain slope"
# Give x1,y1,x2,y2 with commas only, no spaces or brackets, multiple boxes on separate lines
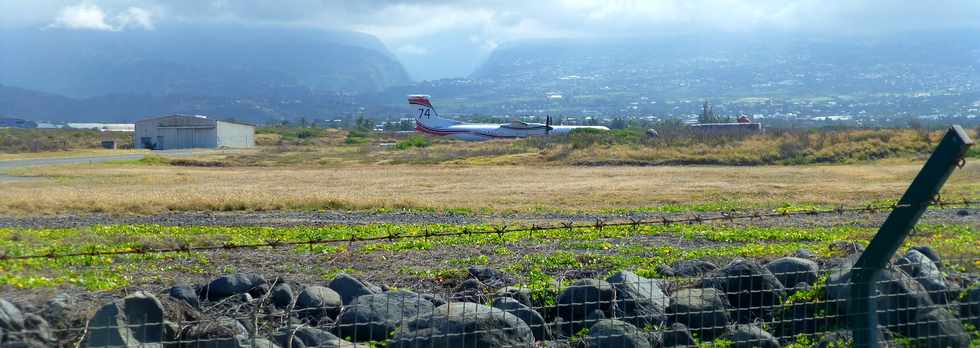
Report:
0,85,79,122
470,32,980,98
5,30,980,123
0,25,411,98
0,84,384,123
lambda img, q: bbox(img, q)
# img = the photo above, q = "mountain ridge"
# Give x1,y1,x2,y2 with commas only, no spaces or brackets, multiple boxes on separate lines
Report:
0,24,412,99
3,30,980,123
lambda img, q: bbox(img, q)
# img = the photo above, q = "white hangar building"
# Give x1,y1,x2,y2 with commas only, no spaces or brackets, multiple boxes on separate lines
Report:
134,115,255,150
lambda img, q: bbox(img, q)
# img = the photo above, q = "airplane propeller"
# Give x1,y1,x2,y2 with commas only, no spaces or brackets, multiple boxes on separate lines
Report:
545,115,553,135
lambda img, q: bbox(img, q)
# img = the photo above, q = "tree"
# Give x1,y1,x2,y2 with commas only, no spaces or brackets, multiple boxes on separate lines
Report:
399,119,414,131
698,100,723,124
354,116,373,132
610,118,628,130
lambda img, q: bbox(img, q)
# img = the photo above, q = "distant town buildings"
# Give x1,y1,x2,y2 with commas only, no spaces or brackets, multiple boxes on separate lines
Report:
689,122,763,134
3,121,136,131
0,118,37,128
66,123,135,132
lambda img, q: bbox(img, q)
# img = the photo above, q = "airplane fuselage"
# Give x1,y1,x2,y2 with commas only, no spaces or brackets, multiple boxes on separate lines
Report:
416,122,608,141
408,94,609,141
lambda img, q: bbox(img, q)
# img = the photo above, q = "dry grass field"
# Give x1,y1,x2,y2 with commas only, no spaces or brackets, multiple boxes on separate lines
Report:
183,127,963,167
1,160,976,215
0,128,134,155
2,127,976,215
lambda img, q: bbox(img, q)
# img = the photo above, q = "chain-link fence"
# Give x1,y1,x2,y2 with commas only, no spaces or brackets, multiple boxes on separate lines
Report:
2,251,977,347
0,198,977,348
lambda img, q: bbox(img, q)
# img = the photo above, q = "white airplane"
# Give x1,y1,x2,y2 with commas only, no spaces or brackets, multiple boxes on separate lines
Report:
409,95,609,141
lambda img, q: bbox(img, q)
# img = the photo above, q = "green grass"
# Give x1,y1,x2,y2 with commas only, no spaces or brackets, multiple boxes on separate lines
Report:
0,222,975,290
125,155,172,165
395,134,432,150
697,338,734,348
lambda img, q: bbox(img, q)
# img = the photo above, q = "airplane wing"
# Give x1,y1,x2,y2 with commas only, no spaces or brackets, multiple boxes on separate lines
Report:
502,120,547,129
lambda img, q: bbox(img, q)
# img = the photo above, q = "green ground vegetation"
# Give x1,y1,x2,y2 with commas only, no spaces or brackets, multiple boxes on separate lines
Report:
1,222,975,291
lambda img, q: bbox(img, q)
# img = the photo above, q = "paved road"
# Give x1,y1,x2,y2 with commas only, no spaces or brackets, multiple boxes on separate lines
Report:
0,207,974,229
0,150,209,181
0,149,215,170
0,154,146,170
0,154,146,181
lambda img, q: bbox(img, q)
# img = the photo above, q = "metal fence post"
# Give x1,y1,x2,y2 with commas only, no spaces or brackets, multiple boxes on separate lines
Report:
848,125,974,348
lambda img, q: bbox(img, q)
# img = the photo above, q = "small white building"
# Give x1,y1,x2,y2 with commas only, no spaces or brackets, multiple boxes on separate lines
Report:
67,123,135,132
134,115,255,150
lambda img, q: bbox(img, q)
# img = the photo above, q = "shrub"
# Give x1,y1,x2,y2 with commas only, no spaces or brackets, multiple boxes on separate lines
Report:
395,135,432,150
567,128,615,149
296,129,318,139
345,130,370,144
136,155,171,166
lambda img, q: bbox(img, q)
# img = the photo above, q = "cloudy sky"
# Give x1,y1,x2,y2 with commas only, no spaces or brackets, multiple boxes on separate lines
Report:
2,0,979,80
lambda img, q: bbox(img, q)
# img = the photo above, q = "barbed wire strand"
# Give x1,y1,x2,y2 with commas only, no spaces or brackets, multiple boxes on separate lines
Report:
1,199,976,261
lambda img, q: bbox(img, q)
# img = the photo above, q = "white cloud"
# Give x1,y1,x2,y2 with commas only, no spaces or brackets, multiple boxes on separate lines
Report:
396,44,429,55
8,0,978,79
24,1,980,38
47,2,155,31
352,3,575,58
480,39,499,52
49,3,114,31
352,5,498,41
116,7,155,30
